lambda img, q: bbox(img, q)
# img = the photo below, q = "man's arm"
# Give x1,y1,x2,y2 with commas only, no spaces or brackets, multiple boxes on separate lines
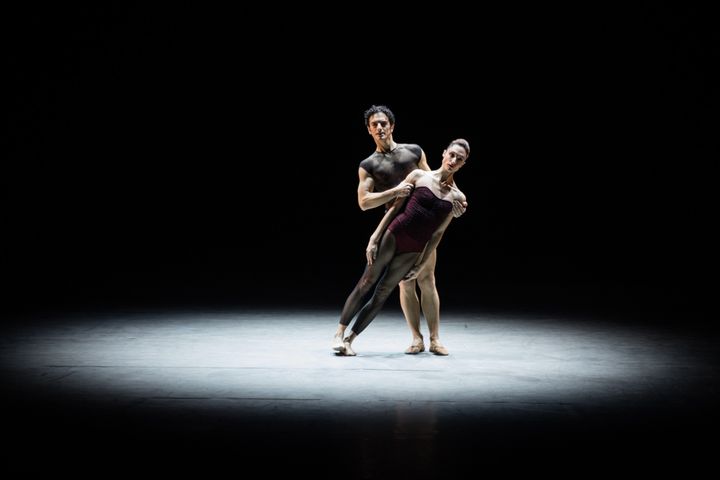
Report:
357,167,413,211
450,179,468,218
417,149,431,171
364,169,423,263
452,200,468,218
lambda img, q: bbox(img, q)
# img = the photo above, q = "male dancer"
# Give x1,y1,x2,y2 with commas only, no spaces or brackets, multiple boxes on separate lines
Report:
352,105,466,355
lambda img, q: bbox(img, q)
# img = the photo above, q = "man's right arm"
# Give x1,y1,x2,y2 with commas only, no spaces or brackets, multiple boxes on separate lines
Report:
357,167,413,211
417,149,431,171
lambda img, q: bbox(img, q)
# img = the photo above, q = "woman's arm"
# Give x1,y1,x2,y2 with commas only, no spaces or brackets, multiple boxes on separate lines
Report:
366,195,404,265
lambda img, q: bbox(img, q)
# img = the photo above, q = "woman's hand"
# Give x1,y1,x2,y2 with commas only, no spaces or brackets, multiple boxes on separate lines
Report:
366,237,379,265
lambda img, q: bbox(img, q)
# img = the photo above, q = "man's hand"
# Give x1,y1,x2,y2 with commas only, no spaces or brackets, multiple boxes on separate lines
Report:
452,200,468,218
403,265,421,281
394,182,414,198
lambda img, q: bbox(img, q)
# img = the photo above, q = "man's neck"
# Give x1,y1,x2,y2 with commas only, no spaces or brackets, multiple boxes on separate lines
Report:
376,141,398,154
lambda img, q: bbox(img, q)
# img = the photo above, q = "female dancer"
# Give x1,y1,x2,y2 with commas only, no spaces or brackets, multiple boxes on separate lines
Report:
332,138,470,356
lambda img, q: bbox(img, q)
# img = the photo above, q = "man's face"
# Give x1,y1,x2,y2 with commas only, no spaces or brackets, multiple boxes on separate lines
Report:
367,113,394,141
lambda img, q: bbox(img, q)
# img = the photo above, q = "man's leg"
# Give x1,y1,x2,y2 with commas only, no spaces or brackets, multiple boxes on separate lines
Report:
416,250,448,355
399,279,424,353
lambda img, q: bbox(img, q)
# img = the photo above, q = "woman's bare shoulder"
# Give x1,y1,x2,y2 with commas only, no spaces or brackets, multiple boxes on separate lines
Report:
407,169,426,182
452,185,467,202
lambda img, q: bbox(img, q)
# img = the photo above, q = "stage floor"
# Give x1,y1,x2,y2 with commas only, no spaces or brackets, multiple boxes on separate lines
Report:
2,307,717,477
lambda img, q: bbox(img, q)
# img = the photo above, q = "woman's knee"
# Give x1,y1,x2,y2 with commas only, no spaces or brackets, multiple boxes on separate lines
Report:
358,272,378,290
372,284,395,304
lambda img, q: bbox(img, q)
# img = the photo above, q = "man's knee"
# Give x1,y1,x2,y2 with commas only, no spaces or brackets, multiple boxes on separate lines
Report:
417,268,436,289
399,279,417,293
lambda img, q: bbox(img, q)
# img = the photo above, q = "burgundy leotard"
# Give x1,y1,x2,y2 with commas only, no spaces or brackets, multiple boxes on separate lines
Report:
387,186,452,254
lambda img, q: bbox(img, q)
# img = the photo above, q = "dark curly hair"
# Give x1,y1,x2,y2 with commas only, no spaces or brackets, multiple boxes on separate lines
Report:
363,105,396,127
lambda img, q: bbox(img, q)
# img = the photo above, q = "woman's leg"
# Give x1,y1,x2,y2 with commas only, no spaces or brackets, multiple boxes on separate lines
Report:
349,251,419,337
334,232,400,354
338,232,398,328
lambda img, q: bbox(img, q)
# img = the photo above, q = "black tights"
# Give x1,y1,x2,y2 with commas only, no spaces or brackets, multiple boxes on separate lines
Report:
340,231,419,335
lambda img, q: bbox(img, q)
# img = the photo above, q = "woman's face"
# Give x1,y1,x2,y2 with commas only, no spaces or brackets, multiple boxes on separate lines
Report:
443,145,467,173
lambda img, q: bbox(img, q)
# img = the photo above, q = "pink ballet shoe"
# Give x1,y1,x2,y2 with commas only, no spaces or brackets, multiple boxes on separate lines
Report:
429,341,449,356
404,335,425,354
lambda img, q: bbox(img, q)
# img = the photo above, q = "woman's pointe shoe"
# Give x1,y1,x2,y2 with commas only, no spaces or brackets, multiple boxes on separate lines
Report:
405,336,425,354
429,340,449,356
331,334,344,352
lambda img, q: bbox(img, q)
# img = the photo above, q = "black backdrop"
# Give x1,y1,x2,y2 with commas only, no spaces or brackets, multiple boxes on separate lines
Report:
5,4,715,320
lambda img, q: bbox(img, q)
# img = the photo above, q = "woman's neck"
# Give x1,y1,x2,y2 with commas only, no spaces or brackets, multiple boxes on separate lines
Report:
433,169,454,188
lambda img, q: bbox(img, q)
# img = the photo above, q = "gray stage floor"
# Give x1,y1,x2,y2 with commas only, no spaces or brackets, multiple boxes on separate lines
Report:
1,307,717,477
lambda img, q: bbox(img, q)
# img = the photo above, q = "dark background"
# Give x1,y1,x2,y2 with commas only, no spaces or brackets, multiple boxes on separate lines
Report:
4,3,716,322
2,4,717,478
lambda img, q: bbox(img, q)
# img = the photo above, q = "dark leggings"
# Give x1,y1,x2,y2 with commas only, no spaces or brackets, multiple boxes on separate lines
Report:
340,231,420,335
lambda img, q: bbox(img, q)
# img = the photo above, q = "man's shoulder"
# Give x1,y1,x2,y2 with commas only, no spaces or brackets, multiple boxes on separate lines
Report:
359,152,382,170
398,143,422,153
397,143,423,159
